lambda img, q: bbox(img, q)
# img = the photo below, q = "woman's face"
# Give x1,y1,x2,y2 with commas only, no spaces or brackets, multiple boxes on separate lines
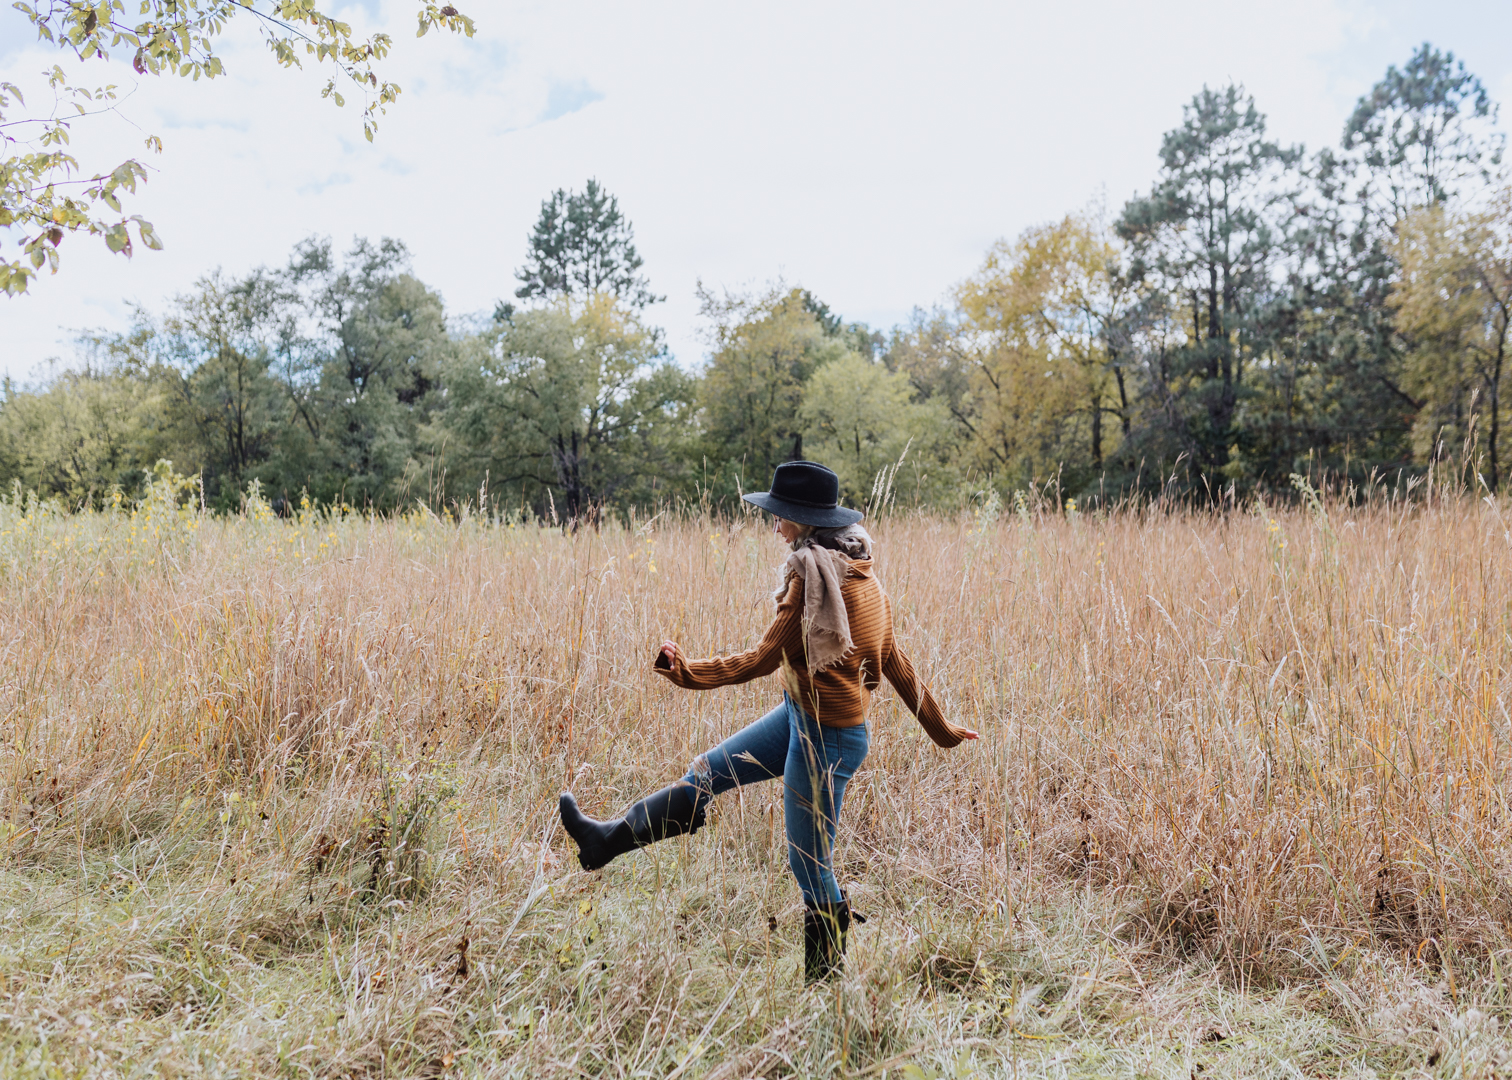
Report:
774,517,803,544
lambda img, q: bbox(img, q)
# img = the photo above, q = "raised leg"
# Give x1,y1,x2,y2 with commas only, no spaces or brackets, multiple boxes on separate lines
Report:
559,785,704,872
559,698,793,872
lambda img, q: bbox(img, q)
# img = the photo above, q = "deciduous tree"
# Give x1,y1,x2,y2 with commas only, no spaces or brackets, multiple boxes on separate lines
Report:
0,354,177,503
283,237,448,506
696,285,850,491
3,0,474,294
960,213,1137,475
436,295,694,520
152,269,293,506
798,351,950,505
1392,189,1512,489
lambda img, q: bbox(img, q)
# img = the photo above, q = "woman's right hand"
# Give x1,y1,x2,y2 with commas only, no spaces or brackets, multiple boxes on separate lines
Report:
656,640,683,671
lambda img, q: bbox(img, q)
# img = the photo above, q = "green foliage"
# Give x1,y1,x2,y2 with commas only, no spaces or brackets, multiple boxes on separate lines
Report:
1391,191,1512,489
799,351,954,505
435,294,695,520
1257,44,1510,491
3,236,454,511
0,69,159,295
282,237,450,507
2,0,474,293
514,179,662,310
1117,85,1302,485
152,269,293,507
0,355,178,504
4,43,1510,511
696,284,853,494
1343,43,1504,221
360,753,458,902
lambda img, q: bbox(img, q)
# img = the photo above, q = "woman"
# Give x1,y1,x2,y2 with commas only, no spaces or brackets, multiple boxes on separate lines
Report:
559,460,978,981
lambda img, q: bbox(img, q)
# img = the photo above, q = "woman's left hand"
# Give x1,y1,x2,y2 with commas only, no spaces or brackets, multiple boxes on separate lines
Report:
957,727,980,741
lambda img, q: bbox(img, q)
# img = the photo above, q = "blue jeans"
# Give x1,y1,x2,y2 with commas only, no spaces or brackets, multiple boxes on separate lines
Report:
680,695,869,905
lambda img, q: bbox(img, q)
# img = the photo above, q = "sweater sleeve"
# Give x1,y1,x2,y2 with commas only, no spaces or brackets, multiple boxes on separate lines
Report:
656,577,805,690
881,638,968,748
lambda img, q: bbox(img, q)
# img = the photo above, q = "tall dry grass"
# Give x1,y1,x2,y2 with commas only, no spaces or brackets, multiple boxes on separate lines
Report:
1,484,1510,1076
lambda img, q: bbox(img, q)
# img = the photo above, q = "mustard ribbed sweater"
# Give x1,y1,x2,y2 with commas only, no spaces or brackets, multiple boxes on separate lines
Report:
655,557,968,748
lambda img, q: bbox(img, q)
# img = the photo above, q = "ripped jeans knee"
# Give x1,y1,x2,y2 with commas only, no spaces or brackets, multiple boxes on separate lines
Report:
674,697,869,905
680,703,792,808
681,752,716,809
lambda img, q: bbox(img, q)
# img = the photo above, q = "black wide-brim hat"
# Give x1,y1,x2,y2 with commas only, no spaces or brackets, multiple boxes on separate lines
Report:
742,461,863,528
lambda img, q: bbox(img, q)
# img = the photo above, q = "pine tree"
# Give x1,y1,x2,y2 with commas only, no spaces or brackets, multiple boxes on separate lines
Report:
514,179,662,309
1117,85,1302,487
1343,43,1504,221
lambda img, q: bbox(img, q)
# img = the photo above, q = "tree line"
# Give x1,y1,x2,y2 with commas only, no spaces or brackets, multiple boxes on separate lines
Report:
3,44,1509,518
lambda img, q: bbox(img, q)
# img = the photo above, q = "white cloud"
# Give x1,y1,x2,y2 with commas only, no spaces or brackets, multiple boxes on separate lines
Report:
3,0,1509,380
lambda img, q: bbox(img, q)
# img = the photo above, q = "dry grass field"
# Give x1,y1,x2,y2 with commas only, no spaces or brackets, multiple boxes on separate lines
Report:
1,478,1510,1078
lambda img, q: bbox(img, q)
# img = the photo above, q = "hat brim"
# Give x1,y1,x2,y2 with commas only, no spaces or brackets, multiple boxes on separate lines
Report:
742,491,863,528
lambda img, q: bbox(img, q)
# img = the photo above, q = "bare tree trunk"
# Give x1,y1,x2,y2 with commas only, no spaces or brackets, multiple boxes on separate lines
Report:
1114,362,1131,436
1091,394,1103,470
1491,333,1504,491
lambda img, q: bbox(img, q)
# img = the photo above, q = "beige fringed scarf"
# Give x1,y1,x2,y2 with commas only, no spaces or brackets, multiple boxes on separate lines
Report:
777,524,874,673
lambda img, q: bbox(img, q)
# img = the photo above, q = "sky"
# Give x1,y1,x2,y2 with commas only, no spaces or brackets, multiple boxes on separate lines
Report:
3,0,1512,380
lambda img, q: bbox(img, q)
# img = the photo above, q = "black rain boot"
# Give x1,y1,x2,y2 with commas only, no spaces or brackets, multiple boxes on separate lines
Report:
559,783,706,872
558,792,635,871
803,897,857,983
